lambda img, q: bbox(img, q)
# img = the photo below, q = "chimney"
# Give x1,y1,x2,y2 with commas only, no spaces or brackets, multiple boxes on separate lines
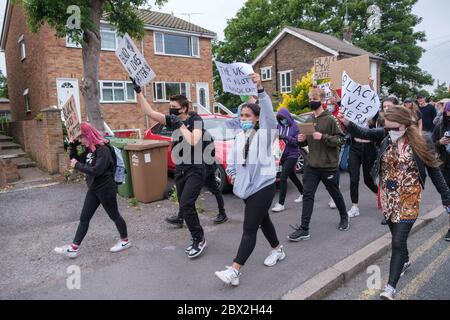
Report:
343,25,352,44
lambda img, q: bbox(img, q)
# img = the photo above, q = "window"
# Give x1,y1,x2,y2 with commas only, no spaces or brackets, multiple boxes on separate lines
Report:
154,32,200,57
99,81,137,103
152,82,190,102
279,71,292,93
100,26,122,51
261,67,272,81
66,35,82,48
18,35,26,61
23,88,31,113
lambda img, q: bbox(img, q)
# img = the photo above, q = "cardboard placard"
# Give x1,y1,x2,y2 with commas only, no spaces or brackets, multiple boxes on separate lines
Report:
116,33,156,87
313,56,337,80
215,61,257,96
61,95,81,139
298,122,316,135
330,54,370,88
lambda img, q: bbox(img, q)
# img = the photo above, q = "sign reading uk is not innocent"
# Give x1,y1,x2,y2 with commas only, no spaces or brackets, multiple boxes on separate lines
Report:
115,33,156,87
215,61,257,96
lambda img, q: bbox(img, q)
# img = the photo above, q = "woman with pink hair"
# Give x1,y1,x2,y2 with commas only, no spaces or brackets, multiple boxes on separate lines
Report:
54,122,130,258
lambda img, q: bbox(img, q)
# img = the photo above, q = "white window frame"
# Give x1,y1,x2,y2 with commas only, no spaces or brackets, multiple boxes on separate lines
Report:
100,26,121,51
261,67,272,81
153,32,200,58
18,34,26,61
23,88,31,113
152,82,191,103
279,70,293,93
99,81,137,103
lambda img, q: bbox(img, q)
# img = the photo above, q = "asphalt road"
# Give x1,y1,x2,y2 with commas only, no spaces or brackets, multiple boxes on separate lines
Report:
0,171,447,299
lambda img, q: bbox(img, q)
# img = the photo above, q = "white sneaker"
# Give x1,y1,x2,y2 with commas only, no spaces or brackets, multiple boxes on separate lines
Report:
380,284,396,300
328,199,337,209
215,266,240,286
347,206,360,218
110,240,132,253
264,246,286,267
294,195,303,203
271,203,285,212
54,245,78,259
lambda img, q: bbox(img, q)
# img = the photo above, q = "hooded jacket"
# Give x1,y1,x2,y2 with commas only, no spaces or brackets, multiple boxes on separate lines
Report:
277,108,300,160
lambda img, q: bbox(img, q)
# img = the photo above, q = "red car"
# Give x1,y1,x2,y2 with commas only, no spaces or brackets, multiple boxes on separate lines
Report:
144,113,285,193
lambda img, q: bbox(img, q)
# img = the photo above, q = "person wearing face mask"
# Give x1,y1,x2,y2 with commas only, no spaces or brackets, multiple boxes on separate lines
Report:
131,80,208,259
287,88,348,242
432,101,450,242
271,107,304,212
215,73,285,286
338,106,450,300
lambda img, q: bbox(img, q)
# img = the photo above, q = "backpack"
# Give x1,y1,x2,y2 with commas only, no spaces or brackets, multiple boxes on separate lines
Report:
106,143,127,185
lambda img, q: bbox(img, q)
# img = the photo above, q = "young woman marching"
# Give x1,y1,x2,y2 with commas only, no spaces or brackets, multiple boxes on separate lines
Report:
338,106,450,300
54,122,130,258
432,101,450,241
271,107,304,212
215,73,285,286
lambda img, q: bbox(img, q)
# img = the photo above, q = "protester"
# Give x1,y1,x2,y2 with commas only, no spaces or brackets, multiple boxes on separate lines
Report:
287,87,348,243
432,101,450,242
54,122,130,258
433,101,445,127
133,81,208,259
417,95,437,144
215,73,285,286
271,107,304,212
339,106,450,300
403,97,423,132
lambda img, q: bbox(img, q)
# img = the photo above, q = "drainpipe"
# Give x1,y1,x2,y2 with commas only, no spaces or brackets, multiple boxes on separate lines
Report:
275,49,279,94
141,39,149,130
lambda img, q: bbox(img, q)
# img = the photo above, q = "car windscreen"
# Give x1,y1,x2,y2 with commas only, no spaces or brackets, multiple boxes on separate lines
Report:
203,118,235,141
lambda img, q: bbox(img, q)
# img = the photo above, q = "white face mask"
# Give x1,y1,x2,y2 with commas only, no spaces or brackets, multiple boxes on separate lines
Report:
389,129,406,143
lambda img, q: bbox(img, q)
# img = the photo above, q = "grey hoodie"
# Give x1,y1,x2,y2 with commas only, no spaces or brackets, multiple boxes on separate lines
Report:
226,91,277,199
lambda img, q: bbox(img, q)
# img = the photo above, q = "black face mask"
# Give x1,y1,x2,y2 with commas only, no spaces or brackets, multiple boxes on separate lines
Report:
169,108,183,116
309,101,322,111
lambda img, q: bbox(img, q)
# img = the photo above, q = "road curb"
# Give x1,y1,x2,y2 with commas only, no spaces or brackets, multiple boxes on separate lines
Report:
281,206,445,300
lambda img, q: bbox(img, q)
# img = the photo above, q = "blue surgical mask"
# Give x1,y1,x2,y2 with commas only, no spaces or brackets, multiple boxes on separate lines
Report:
240,120,254,131
280,119,288,125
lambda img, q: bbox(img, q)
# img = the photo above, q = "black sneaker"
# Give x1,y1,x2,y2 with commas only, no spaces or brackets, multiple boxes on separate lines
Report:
400,261,411,277
213,213,228,224
381,217,388,225
338,217,349,231
165,215,183,228
445,229,450,242
287,225,310,242
187,237,207,259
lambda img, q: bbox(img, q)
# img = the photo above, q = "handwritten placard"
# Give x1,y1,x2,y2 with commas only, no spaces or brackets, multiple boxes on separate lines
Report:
62,95,81,139
215,61,257,96
314,56,337,80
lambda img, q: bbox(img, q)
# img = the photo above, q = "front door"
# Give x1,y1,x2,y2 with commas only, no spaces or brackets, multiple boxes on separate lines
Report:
196,82,210,111
56,78,81,120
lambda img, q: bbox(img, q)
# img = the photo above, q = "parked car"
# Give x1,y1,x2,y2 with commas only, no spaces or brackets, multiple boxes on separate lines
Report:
144,114,283,193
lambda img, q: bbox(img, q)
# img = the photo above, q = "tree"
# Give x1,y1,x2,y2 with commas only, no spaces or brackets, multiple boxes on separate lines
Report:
434,82,450,101
18,0,167,131
0,71,8,98
277,68,314,114
214,0,433,101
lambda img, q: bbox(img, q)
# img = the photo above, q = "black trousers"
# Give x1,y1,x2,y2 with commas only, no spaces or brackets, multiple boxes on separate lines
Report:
300,166,347,230
177,164,225,218
234,183,279,266
175,165,205,241
387,221,414,288
348,142,378,204
278,157,303,205
440,165,450,189
73,183,128,245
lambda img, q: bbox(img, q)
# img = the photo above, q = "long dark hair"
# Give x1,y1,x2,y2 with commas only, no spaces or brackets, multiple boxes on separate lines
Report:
384,106,440,168
241,103,260,166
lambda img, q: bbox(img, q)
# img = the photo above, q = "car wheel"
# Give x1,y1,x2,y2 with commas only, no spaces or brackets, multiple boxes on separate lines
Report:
215,165,232,193
296,149,308,173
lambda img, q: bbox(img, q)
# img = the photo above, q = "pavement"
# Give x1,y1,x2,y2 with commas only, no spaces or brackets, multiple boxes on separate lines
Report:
0,171,448,300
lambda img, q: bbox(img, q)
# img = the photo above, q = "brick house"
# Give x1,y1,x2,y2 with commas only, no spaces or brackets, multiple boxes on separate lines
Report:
0,1,216,136
0,97,10,118
252,26,384,99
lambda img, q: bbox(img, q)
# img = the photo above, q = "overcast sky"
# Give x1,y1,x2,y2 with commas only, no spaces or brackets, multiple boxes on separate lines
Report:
0,0,449,92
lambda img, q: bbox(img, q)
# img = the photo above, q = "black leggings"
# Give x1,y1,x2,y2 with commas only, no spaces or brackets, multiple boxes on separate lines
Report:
348,142,378,203
278,157,303,205
234,183,279,266
73,184,128,245
387,221,414,288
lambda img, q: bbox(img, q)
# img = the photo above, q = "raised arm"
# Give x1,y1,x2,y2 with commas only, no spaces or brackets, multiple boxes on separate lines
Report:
337,112,385,144
131,78,166,125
